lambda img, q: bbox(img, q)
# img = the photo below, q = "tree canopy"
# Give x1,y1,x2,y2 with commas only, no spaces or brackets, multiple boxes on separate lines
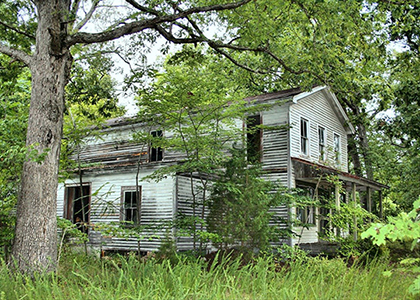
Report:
1,0,420,274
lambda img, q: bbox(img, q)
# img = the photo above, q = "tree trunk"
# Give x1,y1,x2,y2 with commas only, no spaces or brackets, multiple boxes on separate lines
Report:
347,134,362,177
11,0,72,274
357,122,374,180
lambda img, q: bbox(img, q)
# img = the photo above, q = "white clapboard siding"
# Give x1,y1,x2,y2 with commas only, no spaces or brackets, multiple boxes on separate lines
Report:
261,104,290,171
57,87,359,252
175,175,213,251
289,90,349,172
57,171,176,252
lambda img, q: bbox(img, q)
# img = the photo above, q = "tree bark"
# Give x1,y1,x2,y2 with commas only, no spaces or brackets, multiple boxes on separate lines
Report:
11,0,72,274
347,134,362,177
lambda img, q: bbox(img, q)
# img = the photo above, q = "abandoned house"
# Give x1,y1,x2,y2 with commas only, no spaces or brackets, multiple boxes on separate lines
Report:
56,85,387,254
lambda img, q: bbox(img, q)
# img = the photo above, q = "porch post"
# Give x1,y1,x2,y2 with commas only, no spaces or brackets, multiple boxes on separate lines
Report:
352,183,357,241
367,187,372,222
379,190,383,220
335,183,341,237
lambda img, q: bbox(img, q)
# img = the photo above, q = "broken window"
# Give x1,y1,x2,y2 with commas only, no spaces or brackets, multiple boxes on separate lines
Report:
121,186,141,224
64,184,91,233
296,186,316,225
246,115,262,164
300,118,309,156
150,130,163,162
318,126,326,161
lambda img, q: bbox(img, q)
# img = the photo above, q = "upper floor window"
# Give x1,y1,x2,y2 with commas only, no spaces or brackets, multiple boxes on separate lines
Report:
121,187,141,224
246,115,262,164
150,130,163,162
318,126,326,161
300,118,309,156
333,133,341,165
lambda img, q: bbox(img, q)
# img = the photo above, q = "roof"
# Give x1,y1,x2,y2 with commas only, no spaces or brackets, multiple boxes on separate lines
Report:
103,86,355,134
292,157,388,191
244,87,303,103
292,86,355,134
245,86,355,135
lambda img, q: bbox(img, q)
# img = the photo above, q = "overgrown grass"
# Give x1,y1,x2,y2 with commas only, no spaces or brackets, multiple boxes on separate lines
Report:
0,253,415,299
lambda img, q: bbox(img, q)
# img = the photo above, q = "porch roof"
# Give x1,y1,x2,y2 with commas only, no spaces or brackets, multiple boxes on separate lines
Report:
291,157,388,192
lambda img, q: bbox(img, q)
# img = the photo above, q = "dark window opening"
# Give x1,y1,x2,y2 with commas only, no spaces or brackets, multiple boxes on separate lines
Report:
296,186,316,225
65,185,91,233
150,130,163,162
121,186,141,225
124,191,138,223
318,126,326,161
246,115,262,163
300,118,309,155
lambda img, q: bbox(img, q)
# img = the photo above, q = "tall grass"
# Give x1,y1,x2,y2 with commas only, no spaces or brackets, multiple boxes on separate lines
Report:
0,253,414,299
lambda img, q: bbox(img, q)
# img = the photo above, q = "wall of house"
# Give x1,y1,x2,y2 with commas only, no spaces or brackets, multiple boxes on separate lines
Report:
175,175,213,252
288,90,349,246
57,170,176,252
289,90,349,172
261,103,290,173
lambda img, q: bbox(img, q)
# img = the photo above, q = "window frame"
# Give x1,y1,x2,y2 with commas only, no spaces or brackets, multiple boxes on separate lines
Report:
64,183,91,233
318,126,326,161
295,186,316,226
246,114,262,164
300,118,310,156
150,130,163,162
333,133,341,165
120,186,141,224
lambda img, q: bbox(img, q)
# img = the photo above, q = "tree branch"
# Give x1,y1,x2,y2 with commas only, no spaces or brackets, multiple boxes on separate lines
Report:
0,20,35,40
65,0,251,46
0,43,32,66
73,0,100,32
125,0,160,16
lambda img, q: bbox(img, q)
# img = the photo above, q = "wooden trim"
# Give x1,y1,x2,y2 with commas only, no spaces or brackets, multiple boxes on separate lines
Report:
120,186,141,222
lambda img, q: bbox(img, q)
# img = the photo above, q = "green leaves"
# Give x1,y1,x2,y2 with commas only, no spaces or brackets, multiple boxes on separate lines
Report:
362,197,420,249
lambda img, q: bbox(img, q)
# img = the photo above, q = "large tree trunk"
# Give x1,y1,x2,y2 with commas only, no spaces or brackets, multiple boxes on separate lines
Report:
11,0,71,274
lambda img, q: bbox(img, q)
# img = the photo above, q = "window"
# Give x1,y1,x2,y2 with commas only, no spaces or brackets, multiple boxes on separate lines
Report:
333,133,341,165
296,206,315,224
246,115,262,163
318,126,326,161
150,130,163,162
296,187,315,225
64,184,91,233
121,186,141,224
300,118,309,156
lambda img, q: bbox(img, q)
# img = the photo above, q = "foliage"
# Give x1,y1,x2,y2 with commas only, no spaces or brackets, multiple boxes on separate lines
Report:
207,148,287,252
0,253,414,299
362,196,420,294
56,217,88,266
0,68,30,255
66,45,125,119
362,197,420,248
135,47,257,250
370,0,420,212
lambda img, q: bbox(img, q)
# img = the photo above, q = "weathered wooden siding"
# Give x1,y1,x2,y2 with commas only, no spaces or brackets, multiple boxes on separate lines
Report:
288,90,349,245
261,103,290,173
289,90,349,172
57,171,176,252
291,226,319,246
175,174,213,252
57,87,357,252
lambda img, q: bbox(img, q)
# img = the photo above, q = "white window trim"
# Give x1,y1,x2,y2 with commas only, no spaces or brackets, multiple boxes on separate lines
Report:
300,117,310,157
333,132,341,166
318,126,326,161
120,186,141,223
